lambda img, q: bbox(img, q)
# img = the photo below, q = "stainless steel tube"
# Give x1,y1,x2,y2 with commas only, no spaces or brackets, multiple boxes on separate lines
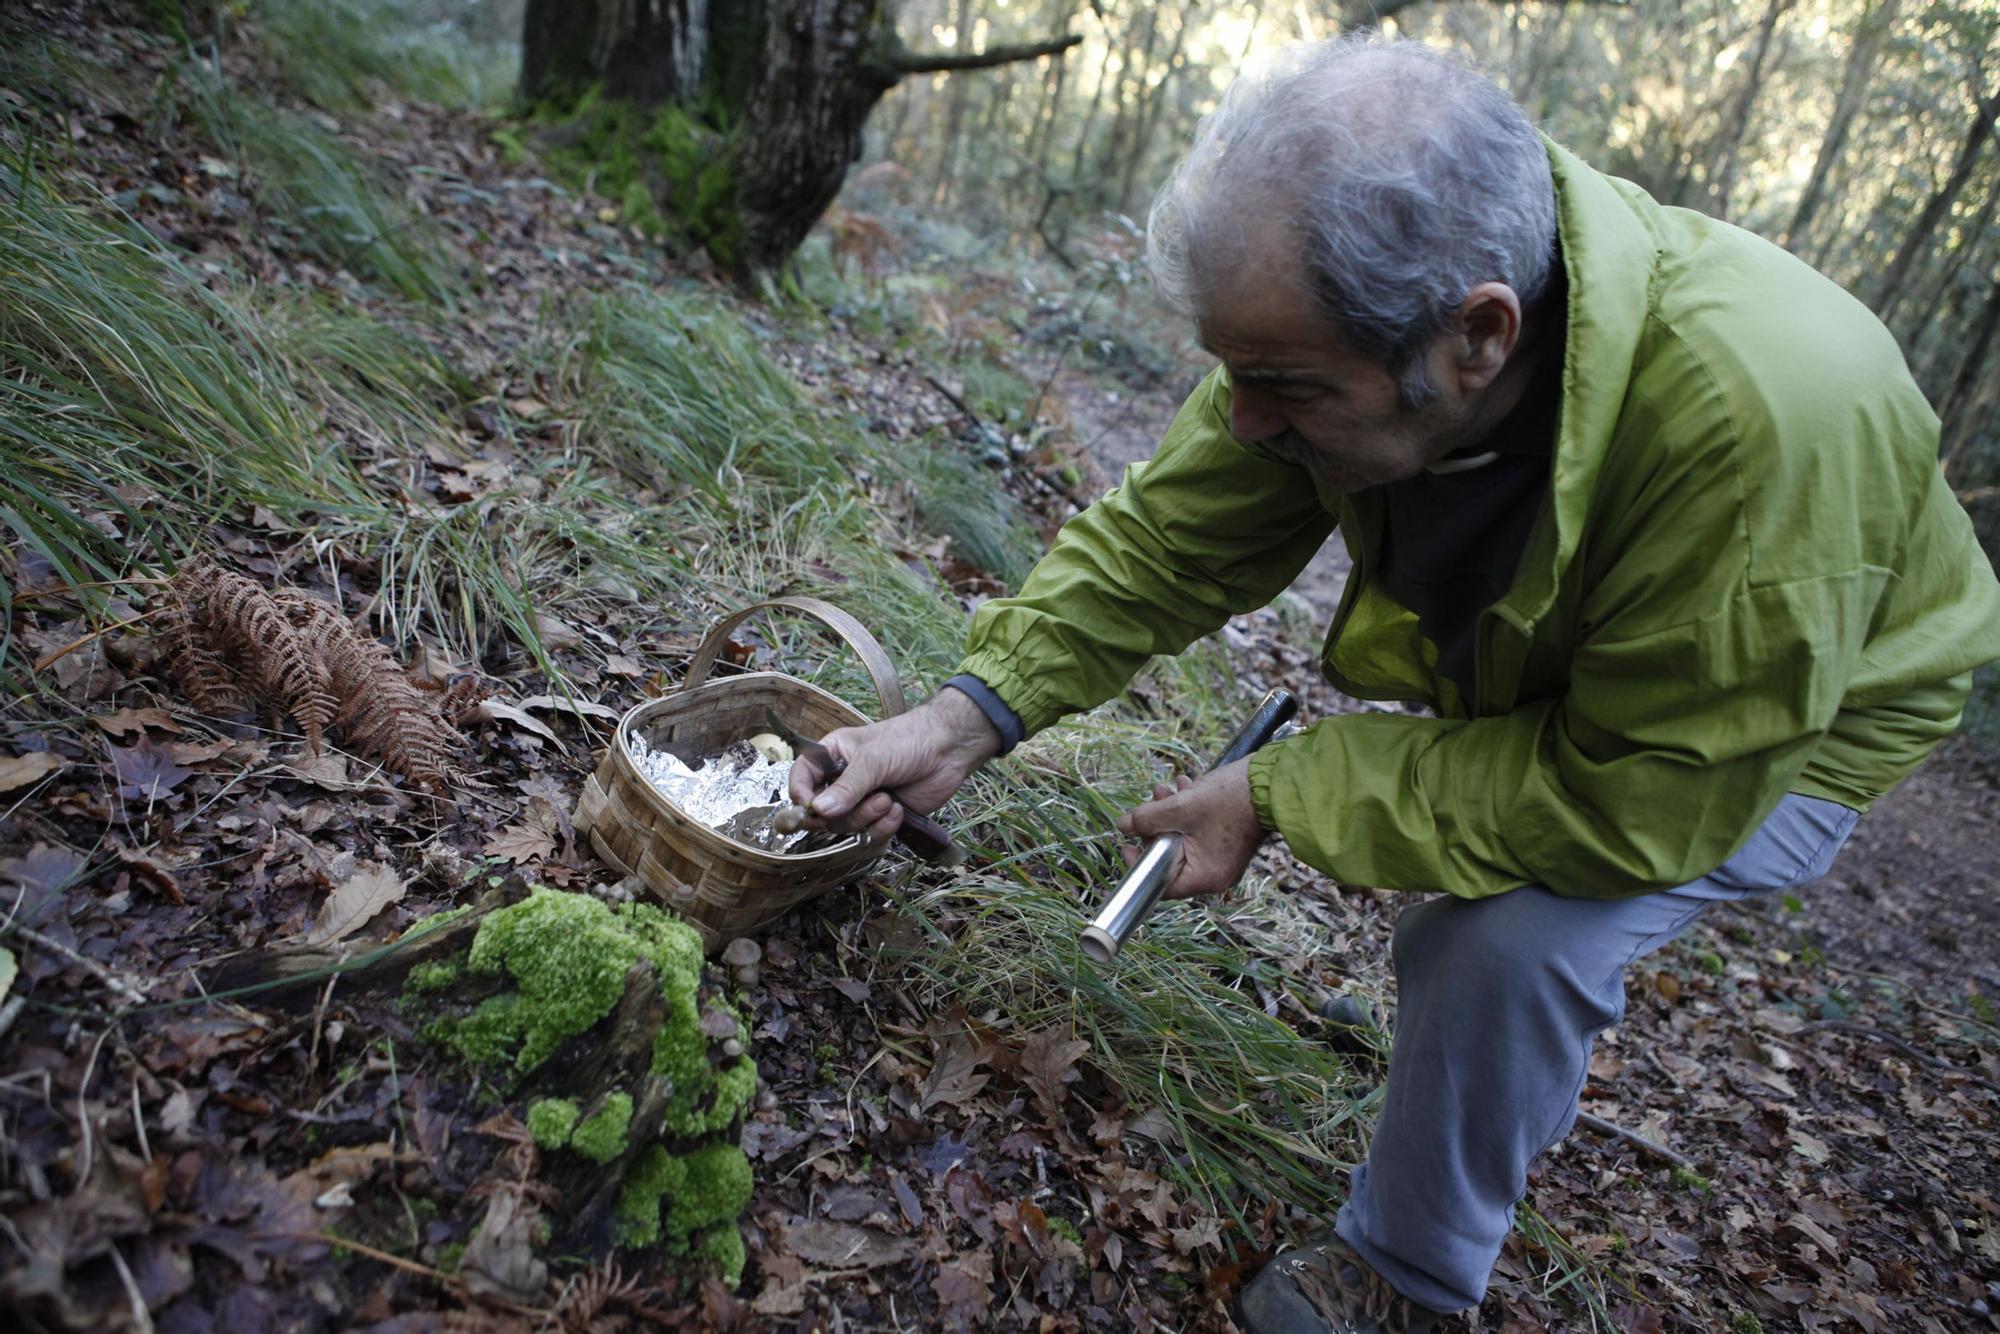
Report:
1078,687,1298,963
1080,833,1182,963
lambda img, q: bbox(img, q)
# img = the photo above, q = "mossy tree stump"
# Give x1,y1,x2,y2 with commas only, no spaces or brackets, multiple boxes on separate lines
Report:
213,881,758,1285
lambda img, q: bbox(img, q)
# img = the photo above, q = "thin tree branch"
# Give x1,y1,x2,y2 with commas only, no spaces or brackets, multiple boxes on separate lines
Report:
1573,1110,1695,1169
892,34,1083,76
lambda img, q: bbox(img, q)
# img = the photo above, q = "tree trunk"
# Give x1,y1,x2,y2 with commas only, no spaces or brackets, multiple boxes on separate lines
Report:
517,0,1079,275
931,0,976,201
1941,276,2000,477
1784,0,1899,252
1705,0,1795,218
1068,27,1119,187
1115,2,1190,215
1874,86,1999,322
520,0,715,107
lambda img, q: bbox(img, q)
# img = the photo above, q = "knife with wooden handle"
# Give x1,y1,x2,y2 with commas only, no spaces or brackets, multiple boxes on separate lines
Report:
764,709,967,866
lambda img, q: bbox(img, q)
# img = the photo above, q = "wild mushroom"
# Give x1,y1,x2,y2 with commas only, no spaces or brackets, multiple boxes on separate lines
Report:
722,937,762,988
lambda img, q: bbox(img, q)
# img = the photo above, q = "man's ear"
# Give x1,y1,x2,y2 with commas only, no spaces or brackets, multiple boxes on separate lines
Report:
1452,282,1523,392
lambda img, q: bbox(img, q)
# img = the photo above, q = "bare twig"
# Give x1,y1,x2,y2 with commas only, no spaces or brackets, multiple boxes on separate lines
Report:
106,1242,155,1334
1573,1111,1695,1170
6,924,149,1008
30,611,157,673
1804,1019,2000,1095
921,373,977,422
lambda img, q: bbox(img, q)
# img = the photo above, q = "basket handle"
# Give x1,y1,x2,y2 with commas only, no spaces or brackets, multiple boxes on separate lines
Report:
681,597,908,718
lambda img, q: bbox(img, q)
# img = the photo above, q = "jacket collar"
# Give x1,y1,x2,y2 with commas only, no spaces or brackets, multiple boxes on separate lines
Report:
1489,139,1662,632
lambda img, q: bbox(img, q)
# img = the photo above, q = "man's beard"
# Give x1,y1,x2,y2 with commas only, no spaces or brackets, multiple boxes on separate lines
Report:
1264,428,1369,491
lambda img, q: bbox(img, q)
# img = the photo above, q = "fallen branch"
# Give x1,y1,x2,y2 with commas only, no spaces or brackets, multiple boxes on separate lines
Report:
5,923,150,1008
921,373,977,422
1804,1019,2000,1095
31,611,157,673
1573,1111,1694,1170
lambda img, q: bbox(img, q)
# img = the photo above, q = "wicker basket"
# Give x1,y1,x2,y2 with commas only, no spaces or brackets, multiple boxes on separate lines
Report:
576,597,907,953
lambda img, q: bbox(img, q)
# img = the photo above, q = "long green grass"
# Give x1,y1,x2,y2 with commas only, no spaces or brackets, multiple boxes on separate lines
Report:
254,0,520,115
167,60,460,302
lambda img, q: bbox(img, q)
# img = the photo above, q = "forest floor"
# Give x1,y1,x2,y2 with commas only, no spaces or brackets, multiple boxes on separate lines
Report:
3,5,1998,1333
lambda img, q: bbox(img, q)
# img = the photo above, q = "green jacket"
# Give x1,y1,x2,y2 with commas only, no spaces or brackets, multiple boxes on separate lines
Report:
956,143,2000,901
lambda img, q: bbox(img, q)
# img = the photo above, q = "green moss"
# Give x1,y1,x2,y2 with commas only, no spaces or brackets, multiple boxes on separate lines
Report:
614,1144,684,1248
664,1142,753,1237
407,904,472,938
571,1092,633,1163
1048,1216,1083,1246
610,1139,753,1274
435,1240,465,1273
406,958,461,994
421,888,752,1280
454,885,704,1073
527,1097,579,1148
1671,1166,1712,1193
521,88,743,266
693,1223,747,1287
427,991,524,1066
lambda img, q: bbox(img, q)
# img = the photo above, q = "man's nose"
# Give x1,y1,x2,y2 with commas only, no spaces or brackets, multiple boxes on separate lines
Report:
1228,386,1287,443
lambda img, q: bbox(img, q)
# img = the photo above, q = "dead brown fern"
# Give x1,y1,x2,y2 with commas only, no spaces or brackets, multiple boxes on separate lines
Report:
156,557,485,790
555,1258,681,1333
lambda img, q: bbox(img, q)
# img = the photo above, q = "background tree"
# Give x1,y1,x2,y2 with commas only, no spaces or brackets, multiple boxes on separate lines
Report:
517,0,1079,273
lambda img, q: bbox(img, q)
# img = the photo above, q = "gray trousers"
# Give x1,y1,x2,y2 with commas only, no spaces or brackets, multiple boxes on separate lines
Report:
1336,792,1861,1313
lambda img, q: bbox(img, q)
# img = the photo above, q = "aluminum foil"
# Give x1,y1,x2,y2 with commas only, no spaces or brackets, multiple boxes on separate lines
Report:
627,735,807,852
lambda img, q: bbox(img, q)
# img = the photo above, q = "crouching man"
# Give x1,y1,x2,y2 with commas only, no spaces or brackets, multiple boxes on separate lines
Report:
789,34,2000,1333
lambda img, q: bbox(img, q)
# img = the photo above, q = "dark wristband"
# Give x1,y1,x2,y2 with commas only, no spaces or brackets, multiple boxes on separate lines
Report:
942,674,1025,756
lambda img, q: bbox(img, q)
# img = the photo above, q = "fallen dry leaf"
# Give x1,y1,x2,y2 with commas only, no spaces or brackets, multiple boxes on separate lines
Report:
460,1184,547,1302
0,751,64,794
516,693,621,723
305,858,407,946
92,706,182,738
110,738,191,801
483,822,557,865
920,1033,991,1111
473,700,564,748
779,1217,914,1269
1020,1028,1091,1113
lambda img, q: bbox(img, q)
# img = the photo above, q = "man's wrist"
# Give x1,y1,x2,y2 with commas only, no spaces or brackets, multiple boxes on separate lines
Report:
927,684,1008,765
940,674,1024,756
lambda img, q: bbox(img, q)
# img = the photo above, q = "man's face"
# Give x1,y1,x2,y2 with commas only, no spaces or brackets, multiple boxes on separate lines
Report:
1196,266,1475,494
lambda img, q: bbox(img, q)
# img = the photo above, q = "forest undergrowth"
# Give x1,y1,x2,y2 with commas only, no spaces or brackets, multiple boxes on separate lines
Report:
1,3,1996,1332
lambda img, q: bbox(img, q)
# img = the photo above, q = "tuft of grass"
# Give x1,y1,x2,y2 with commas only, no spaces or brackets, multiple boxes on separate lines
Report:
565,287,860,501
897,434,1044,587
0,135,374,594
255,0,520,114
169,61,460,302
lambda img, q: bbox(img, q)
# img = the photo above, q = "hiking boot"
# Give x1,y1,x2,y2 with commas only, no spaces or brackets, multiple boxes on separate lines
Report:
1234,1229,1441,1334
1317,991,1388,1059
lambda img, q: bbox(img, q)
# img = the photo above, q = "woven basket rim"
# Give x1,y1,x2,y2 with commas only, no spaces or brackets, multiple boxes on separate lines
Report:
609,673,880,868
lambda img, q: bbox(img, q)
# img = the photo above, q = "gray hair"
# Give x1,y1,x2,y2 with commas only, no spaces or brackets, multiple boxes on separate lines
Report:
1146,34,1558,408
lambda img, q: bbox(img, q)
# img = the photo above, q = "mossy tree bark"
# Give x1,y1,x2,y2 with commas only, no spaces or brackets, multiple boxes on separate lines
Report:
517,0,1081,275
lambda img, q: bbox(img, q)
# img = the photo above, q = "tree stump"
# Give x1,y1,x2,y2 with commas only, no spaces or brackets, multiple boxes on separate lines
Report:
207,880,757,1284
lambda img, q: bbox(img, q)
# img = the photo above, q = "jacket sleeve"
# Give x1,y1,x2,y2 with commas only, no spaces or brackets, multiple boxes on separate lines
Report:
956,369,1337,735
1248,566,1892,899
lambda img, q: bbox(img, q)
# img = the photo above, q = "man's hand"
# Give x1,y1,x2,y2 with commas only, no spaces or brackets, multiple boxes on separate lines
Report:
786,688,1003,843
1113,759,1265,900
